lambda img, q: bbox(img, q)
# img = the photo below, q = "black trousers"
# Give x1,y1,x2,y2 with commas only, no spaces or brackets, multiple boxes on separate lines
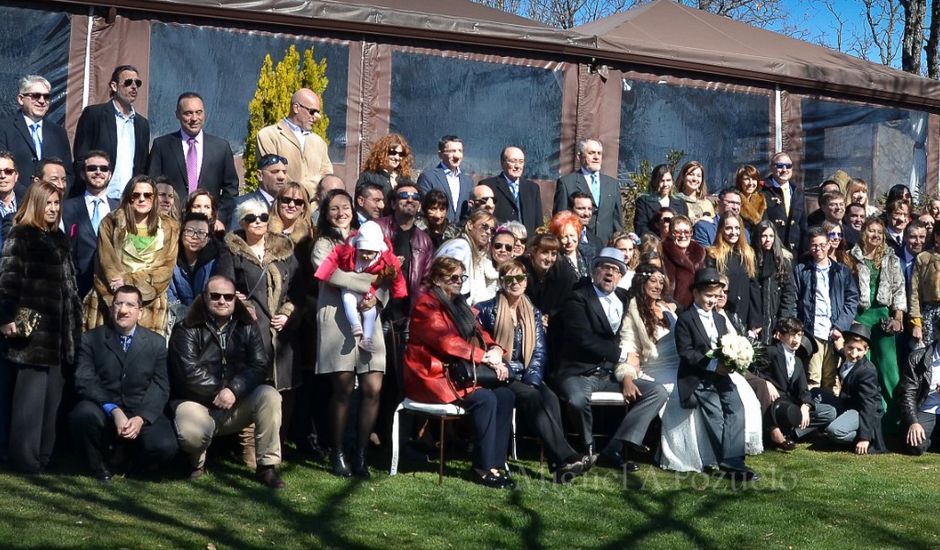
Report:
8,363,64,473
907,410,940,455
508,380,578,468
461,387,514,471
69,400,178,474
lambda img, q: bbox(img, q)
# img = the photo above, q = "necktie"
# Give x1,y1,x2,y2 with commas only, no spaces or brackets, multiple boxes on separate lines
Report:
509,180,521,215
590,173,600,206
91,198,102,234
186,137,199,193
839,362,853,380
604,296,620,332
120,334,132,352
30,123,42,159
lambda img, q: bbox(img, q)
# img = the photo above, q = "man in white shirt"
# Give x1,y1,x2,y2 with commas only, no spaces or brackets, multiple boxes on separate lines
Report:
417,135,474,223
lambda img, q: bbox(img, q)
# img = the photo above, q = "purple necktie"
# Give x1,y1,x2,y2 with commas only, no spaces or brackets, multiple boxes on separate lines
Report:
186,137,199,193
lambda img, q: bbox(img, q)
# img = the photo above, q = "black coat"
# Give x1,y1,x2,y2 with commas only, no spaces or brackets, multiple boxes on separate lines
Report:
900,344,935,426
61,196,119,299
147,131,239,224
168,295,267,409
761,181,807,253
755,251,797,344
73,101,150,196
838,359,886,450
0,224,82,368
634,194,688,237
74,324,169,424
0,114,74,190
674,306,730,408
478,174,544,236
522,256,578,320
759,344,812,406
705,250,760,330
554,281,628,381
476,296,548,386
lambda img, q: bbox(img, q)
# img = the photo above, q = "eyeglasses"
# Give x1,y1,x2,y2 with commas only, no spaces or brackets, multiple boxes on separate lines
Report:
672,230,691,237
85,164,110,173
279,197,306,207
208,292,236,302
295,102,320,117
122,78,143,88
445,274,469,284
0,168,16,176
242,213,270,224
183,228,208,239
505,159,525,166
774,162,793,169
387,149,404,157
492,243,514,252
397,192,420,201
131,192,153,201
20,92,50,102
827,232,843,239
478,222,493,233
809,244,828,250
501,274,527,284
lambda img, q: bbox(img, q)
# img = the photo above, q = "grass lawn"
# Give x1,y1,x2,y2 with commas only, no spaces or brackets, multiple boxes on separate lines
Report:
1,441,938,549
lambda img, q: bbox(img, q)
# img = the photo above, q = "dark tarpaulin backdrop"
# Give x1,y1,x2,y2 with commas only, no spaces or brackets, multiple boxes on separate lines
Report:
0,6,70,124
148,22,349,162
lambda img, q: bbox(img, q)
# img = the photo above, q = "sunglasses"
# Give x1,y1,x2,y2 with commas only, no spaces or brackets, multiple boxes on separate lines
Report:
478,222,493,233
387,149,404,157
501,274,527,284
445,274,469,284
397,192,420,201
0,168,16,176
208,292,236,302
131,192,153,201
86,164,110,173
259,155,288,168
492,243,514,252
20,92,50,102
657,216,674,224
828,232,843,239
242,213,270,224
122,78,143,88
295,103,320,117
279,197,306,207
774,162,793,169
475,196,495,203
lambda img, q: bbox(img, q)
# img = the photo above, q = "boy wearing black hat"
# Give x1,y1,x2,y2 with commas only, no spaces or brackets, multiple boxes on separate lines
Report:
758,318,837,451
675,267,757,481
822,323,886,454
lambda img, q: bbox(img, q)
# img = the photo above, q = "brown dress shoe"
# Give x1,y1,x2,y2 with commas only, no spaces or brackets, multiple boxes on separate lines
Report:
256,465,286,489
189,466,207,481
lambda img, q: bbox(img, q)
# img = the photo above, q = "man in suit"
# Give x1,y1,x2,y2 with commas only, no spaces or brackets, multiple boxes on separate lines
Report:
0,75,73,191
478,146,543,235
256,88,332,202
674,267,758,481
760,152,806,253
569,191,602,267
553,139,623,244
555,248,668,472
355,181,385,224
229,154,289,230
73,65,150,200
417,135,473,224
885,199,912,259
148,92,238,224
69,285,178,481
62,150,119,298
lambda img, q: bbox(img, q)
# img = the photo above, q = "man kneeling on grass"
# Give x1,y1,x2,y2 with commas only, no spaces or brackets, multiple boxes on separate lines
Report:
169,275,285,489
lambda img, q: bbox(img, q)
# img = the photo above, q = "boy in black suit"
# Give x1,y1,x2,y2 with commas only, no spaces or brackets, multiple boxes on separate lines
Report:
759,318,837,451
822,323,886,454
675,267,758,481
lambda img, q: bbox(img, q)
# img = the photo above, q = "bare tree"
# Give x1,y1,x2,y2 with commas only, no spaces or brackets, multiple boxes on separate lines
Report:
473,0,524,14
926,0,940,77
900,0,927,74
860,0,900,65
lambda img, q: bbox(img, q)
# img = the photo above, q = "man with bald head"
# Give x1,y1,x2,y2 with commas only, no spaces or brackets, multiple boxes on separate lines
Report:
479,145,543,234
553,139,623,244
257,88,333,202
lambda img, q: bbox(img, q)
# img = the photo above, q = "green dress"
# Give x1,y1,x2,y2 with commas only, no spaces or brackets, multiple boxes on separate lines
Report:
855,259,900,434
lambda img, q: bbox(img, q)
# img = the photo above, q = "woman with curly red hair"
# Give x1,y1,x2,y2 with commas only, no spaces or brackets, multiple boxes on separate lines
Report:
548,211,590,282
357,134,414,194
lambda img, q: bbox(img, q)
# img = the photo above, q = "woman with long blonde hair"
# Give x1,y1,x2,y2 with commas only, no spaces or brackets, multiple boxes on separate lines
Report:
704,213,760,333
674,161,711,224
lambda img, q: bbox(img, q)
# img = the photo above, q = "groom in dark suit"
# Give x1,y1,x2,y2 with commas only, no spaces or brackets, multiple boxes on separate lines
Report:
553,139,623,244
0,75,73,190
69,285,178,481
675,267,758,481
417,135,473,223
556,248,668,472
148,92,238,224
478,145,543,235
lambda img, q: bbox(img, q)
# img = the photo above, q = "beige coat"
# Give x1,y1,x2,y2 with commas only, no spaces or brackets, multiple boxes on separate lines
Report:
910,250,940,319
83,210,180,335
256,120,333,201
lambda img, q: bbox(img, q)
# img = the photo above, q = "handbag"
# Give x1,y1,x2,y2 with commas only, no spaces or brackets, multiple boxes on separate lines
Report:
445,357,504,390
13,307,41,338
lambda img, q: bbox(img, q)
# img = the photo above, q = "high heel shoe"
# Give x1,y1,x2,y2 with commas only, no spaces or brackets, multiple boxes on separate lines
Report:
351,448,371,479
330,450,352,477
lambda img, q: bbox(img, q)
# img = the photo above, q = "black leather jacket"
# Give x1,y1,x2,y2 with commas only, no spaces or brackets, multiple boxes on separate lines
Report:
168,294,268,407
900,344,934,426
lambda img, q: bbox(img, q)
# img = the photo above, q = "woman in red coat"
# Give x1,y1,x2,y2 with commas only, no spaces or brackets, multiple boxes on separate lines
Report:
662,215,706,308
404,256,515,488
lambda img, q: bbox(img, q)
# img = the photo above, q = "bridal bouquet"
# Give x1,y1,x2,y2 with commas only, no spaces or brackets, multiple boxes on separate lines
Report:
710,334,756,373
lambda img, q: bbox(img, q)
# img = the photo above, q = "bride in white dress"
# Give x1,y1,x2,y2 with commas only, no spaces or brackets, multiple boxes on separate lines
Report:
615,265,762,473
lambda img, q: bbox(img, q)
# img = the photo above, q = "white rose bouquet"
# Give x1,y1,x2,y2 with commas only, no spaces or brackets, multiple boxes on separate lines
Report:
709,334,755,373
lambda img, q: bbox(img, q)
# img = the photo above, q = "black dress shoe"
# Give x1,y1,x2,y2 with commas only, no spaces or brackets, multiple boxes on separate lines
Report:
598,448,639,472
330,450,352,478
479,472,514,489
93,468,113,483
256,465,286,489
774,438,797,452
623,441,651,454
351,448,371,480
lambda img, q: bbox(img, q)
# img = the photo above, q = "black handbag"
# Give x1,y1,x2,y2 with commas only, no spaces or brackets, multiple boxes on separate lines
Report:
445,358,505,390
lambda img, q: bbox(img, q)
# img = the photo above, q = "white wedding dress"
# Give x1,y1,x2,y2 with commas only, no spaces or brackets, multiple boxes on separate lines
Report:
639,311,763,473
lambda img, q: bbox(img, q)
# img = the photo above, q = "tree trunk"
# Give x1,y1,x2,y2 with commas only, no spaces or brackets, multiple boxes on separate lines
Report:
926,0,940,78
901,0,927,74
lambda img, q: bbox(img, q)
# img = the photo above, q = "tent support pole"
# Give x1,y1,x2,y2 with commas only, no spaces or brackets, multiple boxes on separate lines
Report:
774,85,782,152
81,7,93,109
